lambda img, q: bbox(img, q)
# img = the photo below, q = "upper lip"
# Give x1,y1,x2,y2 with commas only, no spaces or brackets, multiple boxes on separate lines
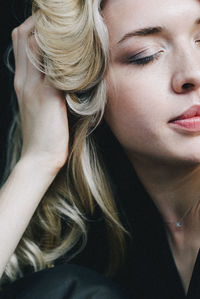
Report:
169,105,200,122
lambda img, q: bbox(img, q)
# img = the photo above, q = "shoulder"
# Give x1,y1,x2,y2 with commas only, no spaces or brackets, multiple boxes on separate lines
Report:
0,264,130,299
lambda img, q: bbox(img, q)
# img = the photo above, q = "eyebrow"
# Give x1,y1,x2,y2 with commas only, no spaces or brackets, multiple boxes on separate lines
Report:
117,17,200,45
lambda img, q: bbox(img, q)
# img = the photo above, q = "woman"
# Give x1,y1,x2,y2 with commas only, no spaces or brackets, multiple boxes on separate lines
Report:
1,0,200,298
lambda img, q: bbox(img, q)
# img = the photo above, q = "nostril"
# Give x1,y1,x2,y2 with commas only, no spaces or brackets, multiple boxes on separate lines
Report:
182,83,194,90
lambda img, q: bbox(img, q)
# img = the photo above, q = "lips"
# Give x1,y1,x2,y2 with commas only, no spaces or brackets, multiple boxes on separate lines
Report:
169,105,200,122
169,105,200,132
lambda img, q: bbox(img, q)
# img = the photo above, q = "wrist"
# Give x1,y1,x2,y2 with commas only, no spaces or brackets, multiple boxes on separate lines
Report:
16,155,63,178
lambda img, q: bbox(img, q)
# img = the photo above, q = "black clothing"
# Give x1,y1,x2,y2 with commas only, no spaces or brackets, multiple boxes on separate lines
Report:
68,123,200,299
0,264,129,299
1,123,200,298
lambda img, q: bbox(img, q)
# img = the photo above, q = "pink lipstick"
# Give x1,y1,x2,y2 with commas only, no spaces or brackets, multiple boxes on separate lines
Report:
169,105,200,132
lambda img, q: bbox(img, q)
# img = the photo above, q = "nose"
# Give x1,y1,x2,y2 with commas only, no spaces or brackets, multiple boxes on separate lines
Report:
171,50,200,94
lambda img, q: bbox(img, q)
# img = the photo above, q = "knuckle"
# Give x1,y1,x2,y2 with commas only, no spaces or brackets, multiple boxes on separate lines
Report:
18,23,29,36
11,27,18,40
14,76,22,94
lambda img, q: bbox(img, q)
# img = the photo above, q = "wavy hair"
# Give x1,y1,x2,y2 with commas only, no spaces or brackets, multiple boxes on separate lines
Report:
1,0,127,283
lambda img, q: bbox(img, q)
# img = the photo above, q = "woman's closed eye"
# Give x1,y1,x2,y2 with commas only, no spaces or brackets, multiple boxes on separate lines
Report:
127,50,164,66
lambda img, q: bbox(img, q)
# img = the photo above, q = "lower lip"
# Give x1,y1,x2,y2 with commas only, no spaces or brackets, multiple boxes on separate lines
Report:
169,117,200,132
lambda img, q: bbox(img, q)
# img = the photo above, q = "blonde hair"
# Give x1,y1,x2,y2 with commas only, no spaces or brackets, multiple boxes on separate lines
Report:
2,0,126,283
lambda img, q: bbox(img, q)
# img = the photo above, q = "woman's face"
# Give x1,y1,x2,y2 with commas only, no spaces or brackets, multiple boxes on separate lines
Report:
103,0,200,166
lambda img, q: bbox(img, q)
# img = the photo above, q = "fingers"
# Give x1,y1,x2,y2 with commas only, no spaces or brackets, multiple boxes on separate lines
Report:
11,15,64,105
13,16,34,75
11,28,18,62
26,34,44,87
11,16,41,97
11,16,64,104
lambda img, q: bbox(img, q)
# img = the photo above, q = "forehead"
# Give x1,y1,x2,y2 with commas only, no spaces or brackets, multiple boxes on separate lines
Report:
103,0,200,44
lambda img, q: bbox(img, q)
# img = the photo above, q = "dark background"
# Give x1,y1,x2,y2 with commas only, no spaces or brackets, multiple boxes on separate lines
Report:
0,0,29,180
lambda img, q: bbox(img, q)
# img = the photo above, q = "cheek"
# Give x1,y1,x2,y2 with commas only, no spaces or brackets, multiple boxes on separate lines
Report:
105,70,166,152
105,99,156,154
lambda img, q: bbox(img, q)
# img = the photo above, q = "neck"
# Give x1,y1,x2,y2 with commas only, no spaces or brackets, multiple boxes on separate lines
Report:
127,153,200,294
128,153,200,233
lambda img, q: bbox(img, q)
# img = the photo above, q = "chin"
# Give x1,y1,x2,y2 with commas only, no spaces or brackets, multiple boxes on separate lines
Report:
166,149,200,167
139,148,200,168
180,154,200,166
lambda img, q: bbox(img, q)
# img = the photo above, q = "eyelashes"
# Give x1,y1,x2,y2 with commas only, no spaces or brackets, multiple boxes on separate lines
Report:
122,37,200,66
127,50,163,66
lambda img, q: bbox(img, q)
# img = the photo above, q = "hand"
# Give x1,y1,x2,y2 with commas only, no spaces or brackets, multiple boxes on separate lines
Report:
12,16,69,171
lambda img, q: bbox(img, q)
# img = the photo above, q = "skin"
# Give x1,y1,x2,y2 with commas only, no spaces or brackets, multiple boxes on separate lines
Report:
1,0,199,293
12,17,69,168
103,0,200,292
0,17,69,278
